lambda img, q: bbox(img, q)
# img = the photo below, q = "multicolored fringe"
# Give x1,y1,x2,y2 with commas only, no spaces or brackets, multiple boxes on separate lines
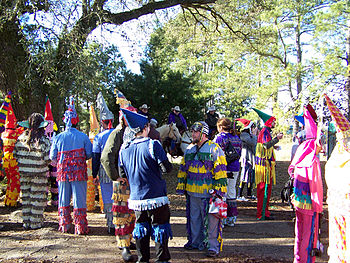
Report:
86,173,96,211
255,142,276,186
56,148,87,181
152,223,173,243
58,206,73,233
112,179,135,248
217,219,224,251
3,151,21,206
73,208,88,235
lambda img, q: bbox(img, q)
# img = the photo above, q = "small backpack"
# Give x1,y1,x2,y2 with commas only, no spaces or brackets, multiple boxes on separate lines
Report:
224,140,240,164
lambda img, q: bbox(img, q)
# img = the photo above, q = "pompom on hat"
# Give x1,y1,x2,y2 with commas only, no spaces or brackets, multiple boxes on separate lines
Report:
236,118,254,129
63,96,79,130
324,94,350,152
121,108,149,133
252,108,276,128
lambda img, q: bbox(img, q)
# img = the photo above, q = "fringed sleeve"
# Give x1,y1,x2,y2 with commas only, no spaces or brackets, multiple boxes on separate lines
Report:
211,142,227,195
176,156,187,194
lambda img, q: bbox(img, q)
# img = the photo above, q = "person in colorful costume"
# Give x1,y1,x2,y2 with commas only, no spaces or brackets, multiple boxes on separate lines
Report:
213,118,241,227
119,108,173,263
92,92,115,234
236,118,257,201
288,104,323,263
324,94,350,263
100,90,137,262
44,96,59,207
14,113,51,229
177,121,227,257
253,108,283,220
0,93,11,182
50,96,92,234
2,97,24,206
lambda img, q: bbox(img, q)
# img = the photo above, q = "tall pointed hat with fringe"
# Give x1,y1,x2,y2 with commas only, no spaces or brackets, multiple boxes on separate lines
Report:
252,108,276,128
44,96,58,136
0,92,11,133
114,89,137,112
121,108,148,133
5,99,17,129
63,96,79,130
304,104,317,140
89,105,100,140
96,92,114,129
324,94,350,152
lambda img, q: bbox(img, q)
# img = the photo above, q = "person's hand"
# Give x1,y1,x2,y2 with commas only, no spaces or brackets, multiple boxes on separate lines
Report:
93,177,99,185
277,132,284,140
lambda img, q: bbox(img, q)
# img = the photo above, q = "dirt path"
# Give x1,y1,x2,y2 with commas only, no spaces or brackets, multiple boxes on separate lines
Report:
0,161,330,263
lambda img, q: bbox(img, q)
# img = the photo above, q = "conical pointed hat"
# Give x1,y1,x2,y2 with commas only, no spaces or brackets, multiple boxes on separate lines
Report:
235,118,253,129
121,108,149,133
5,102,17,129
97,92,114,121
304,105,317,140
0,92,11,133
89,105,100,140
324,94,350,152
252,108,275,127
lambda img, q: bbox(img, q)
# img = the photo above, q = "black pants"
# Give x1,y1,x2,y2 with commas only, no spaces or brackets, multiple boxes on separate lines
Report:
134,204,171,263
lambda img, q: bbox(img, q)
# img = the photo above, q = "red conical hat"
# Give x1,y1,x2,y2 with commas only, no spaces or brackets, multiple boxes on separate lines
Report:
235,118,253,128
44,96,54,121
5,102,17,129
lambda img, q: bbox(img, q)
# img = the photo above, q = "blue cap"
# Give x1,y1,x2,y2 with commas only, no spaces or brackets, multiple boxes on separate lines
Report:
121,108,149,133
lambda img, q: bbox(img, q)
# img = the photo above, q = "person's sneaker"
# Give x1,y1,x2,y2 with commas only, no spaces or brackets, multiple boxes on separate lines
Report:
206,250,219,257
247,195,256,200
237,196,248,201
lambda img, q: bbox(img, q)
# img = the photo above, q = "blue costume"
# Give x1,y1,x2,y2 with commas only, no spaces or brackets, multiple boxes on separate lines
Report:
119,108,173,263
50,97,92,234
92,128,114,228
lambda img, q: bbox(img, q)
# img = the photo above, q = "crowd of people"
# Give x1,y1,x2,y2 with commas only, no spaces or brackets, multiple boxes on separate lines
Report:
0,90,349,263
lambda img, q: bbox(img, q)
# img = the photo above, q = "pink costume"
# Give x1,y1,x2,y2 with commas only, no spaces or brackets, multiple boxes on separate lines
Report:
288,106,323,263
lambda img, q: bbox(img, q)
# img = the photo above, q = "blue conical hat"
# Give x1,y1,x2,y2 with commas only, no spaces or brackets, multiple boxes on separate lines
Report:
121,108,149,133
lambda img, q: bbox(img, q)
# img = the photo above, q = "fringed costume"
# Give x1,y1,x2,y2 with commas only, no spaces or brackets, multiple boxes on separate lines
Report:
50,97,92,235
288,105,323,263
255,127,278,219
87,105,99,211
0,93,11,181
119,108,173,263
177,138,227,255
14,128,51,229
2,101,24,207
324,94,350,263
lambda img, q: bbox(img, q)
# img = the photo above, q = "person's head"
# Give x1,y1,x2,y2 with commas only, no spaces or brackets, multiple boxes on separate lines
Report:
18,113,48,150
136,122,150,137
102,119,113,130
121,108,149,137
217,118,232,133
208,106,216,115
191,121,209,144
150,118,158,128
172,106,181,115
139,104,149,114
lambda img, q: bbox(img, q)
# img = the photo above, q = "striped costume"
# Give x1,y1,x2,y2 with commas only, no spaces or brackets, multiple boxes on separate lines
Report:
177,140,227,254
14,133,51,229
